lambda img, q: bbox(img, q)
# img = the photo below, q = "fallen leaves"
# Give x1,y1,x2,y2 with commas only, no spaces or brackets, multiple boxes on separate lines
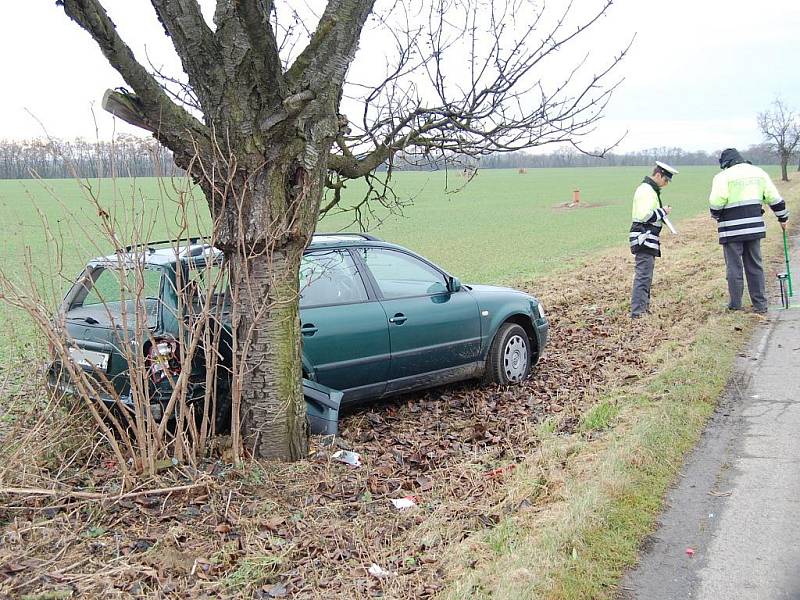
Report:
0,241,716,599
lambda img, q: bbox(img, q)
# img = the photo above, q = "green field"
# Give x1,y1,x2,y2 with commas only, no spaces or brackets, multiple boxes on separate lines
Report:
0,165,777,360
2,165,776,281
319,165,767,282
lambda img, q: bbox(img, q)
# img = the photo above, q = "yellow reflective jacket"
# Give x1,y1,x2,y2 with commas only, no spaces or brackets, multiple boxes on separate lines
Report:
708,163,788,244
629,177,668,257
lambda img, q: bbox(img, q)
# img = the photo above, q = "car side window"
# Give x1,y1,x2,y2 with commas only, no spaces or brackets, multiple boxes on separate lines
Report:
357,248,448,299
300,250,368,307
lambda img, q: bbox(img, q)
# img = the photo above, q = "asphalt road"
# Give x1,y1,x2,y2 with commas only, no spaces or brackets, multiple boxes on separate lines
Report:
621,243,800,599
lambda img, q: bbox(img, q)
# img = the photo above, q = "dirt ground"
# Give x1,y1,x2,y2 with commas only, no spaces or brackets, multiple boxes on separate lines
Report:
0,209,786,599
551,200,607,210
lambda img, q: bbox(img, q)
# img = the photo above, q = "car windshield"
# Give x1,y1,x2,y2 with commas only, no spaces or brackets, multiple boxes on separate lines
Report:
66,265,163,329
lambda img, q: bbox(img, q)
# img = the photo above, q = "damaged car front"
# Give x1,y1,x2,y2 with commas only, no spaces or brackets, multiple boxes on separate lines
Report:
47,243,343,435
46,248,226,427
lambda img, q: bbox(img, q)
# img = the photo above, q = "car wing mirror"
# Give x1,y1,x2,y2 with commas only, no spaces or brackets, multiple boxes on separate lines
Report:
447,276,461,293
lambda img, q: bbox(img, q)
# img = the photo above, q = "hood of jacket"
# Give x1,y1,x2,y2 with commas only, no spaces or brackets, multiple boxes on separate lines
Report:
719,148,747,169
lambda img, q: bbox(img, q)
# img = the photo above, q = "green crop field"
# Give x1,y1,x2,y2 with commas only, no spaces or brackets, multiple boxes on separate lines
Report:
319,165,765,283
2,165,774,280
0,165,778,361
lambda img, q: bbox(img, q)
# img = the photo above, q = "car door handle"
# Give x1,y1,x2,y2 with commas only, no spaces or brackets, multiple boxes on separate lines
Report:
301,323,318,336
388,313,407,325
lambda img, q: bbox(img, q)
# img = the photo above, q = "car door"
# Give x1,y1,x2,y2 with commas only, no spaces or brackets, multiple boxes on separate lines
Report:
354,247,481,391
299,248,389,400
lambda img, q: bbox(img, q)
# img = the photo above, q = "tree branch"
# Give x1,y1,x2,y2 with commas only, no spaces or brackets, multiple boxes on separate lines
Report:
286,0,377,92
149,0,224,110
328,0,626,185
232,0,288,103
60,0,211,162
102,89,153,132
285,13,337,85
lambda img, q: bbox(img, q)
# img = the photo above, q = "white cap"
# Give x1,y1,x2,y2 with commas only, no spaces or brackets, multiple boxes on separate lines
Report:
655,161,679,178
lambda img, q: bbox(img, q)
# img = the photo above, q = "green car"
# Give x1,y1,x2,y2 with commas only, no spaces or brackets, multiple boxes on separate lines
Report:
49,234,549,434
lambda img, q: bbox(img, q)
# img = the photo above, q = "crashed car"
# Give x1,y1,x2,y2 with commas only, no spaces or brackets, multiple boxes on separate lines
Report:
48,234,549,434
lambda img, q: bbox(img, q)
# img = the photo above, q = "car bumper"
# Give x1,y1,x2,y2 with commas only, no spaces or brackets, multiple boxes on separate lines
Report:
46,361,205,421
46,363,344,436
302,379,344,436
532,317,549,362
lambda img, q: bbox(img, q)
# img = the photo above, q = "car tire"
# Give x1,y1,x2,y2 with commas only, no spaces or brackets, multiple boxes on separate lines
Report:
483,322,532,385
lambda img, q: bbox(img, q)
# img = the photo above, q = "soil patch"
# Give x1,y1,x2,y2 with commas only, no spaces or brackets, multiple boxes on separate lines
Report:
551,201,608,211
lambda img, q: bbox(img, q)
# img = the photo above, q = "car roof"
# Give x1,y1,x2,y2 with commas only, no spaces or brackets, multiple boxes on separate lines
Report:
307,233,396,251
88,243,222,268
86,233,408,268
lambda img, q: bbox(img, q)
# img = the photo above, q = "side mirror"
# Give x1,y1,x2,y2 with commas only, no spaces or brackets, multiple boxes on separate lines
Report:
448,276,462,293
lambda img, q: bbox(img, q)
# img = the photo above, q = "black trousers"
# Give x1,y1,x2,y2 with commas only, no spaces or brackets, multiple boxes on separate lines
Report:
631,252,655,317
722,239,767,311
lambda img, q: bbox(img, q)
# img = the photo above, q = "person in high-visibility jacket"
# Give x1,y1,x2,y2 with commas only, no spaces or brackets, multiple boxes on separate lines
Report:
709,148,789,313
629,161,679,318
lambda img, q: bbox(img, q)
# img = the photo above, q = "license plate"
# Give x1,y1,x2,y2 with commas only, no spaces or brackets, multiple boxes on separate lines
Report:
68,347,110,371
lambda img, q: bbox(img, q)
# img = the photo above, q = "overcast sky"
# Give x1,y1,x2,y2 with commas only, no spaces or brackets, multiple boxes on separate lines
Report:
1,0,798,153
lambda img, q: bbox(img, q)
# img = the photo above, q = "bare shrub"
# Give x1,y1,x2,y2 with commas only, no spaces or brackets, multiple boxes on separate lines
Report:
0,169,235,479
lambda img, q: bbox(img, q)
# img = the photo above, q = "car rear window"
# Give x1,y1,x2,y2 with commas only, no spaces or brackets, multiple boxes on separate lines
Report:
82,267,162,306
69,266,163,328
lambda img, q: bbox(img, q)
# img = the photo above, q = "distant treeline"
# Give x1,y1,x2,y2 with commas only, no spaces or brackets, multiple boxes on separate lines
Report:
476,145,778,169
0,137,780,180
384,145,781,172
0,136,182,180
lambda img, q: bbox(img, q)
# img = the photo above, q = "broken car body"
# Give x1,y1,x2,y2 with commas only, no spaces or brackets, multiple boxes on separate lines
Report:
48,234,549,434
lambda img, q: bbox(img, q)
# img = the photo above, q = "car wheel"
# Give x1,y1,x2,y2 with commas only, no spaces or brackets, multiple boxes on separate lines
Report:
483,323,531,385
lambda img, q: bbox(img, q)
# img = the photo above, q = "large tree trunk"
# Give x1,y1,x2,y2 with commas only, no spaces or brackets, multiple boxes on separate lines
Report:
209,139,329,460
781,156,789,181
230,243,307,460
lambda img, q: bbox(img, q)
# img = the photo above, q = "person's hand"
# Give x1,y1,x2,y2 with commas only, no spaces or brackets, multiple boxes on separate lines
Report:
780,221,787,231
664,205,672,215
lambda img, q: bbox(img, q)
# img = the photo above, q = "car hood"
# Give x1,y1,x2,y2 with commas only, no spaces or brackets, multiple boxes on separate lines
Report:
467,283,528,295
466,283,538,303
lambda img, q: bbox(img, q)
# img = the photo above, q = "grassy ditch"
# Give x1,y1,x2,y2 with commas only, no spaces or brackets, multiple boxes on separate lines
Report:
442,180,798,599
0,174,794,598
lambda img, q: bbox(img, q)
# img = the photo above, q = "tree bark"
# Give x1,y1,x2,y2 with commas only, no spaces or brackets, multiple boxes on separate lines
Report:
209,134,330,460
230,244,308,460
781,155,789,181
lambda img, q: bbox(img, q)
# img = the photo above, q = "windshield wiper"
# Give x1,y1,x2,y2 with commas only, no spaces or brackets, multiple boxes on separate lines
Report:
67,316,100,325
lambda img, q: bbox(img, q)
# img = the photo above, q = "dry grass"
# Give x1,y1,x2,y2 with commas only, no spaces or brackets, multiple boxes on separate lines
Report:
1,179,796,599
442,178,799,599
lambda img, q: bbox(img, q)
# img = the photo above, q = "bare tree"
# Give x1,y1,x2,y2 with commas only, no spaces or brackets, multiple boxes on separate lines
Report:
56,0,627,460
757,98,800,182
